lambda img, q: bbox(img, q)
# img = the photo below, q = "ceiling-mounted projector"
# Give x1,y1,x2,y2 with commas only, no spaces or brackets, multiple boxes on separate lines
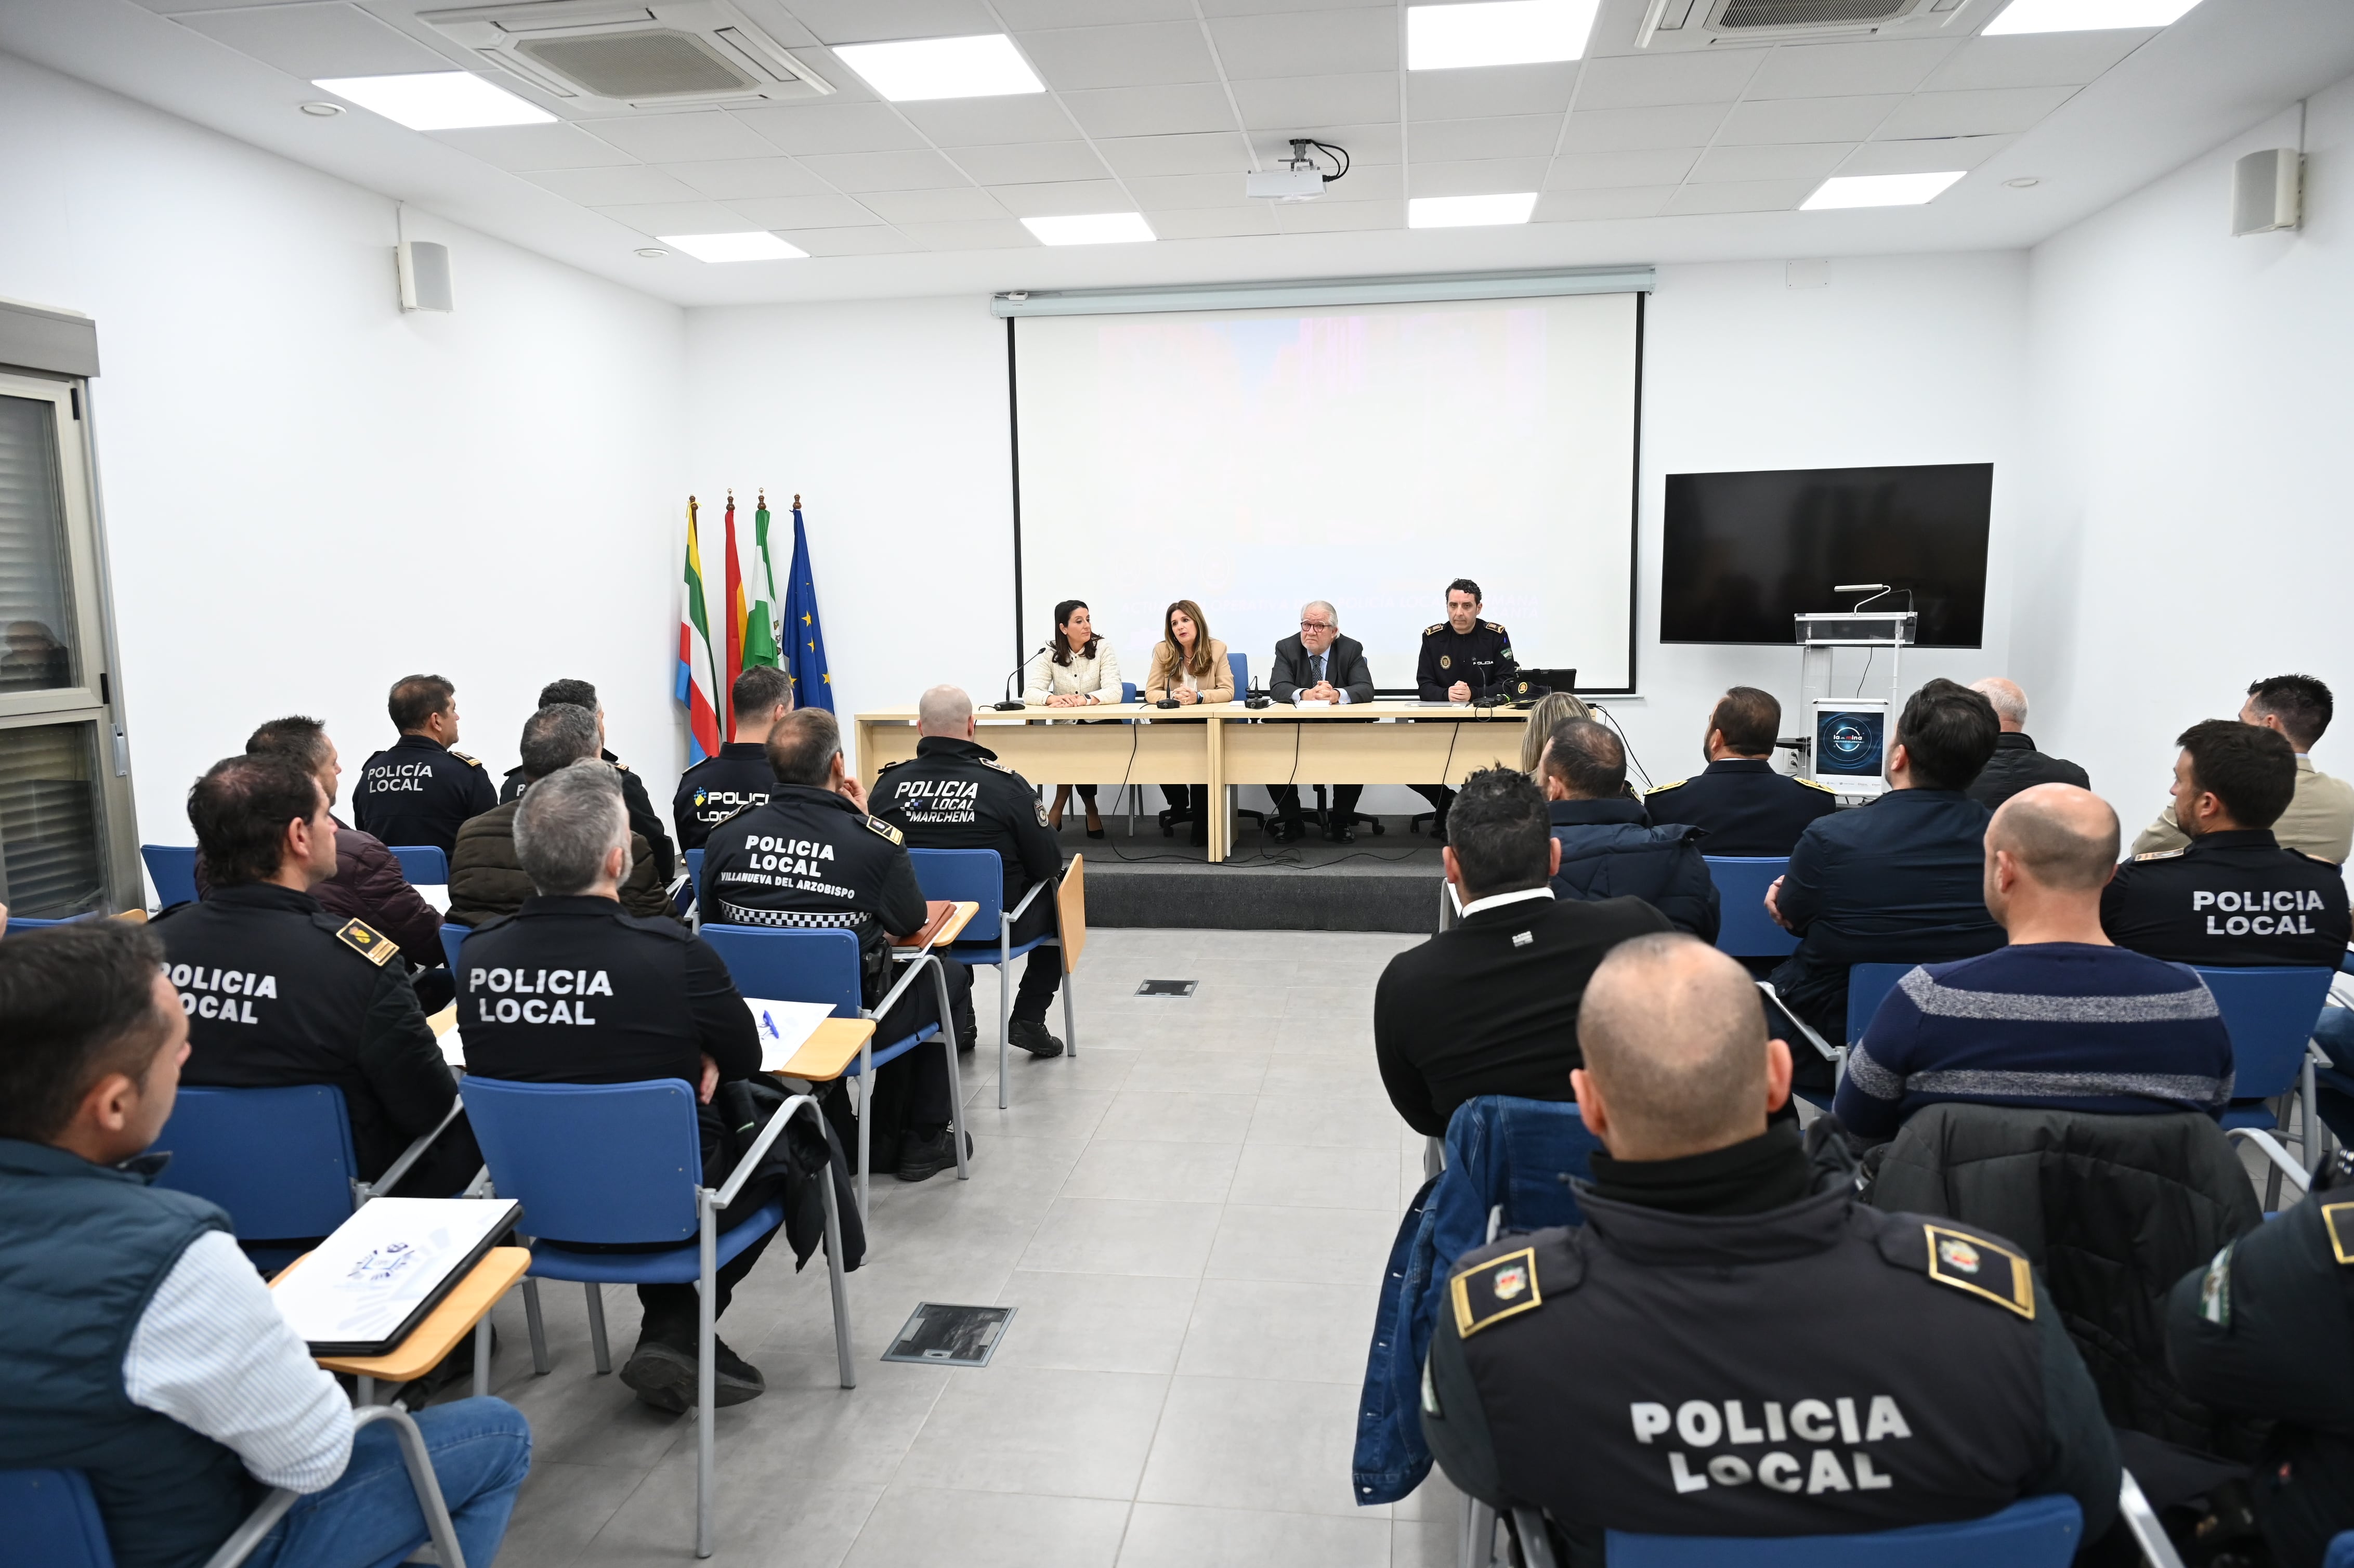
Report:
1247,139,1348,203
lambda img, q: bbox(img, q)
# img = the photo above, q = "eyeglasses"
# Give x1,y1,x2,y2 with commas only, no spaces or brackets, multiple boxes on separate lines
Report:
1299,620,1334,631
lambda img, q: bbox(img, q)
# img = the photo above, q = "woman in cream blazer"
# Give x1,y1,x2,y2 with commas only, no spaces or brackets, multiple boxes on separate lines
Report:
1024,598,1122,837
1144,599,1233,846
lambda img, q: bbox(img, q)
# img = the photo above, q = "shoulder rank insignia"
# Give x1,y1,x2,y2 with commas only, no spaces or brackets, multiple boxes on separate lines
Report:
1646,778,1688,795
1451,1245,1544,1338
2132,847,2186,861
1424,622,1446,636
981,757,1017,775
1483,621,1505,634
2289,847,2339,866
611,760,632,773
449,749,483,768
2321,1202,2354,1264
876,759,906,774
333,917,400,967
865,815,905,846
1922,1224,2033,1318
1797,777,1836,793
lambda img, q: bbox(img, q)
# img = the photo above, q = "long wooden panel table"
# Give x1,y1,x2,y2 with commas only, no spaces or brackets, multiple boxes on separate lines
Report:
854,702,1531,863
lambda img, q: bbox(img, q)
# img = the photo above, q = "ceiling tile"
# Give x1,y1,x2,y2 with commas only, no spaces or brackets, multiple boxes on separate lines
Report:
950,141,1113,184
780,226,927,255
855,186,1011,222
1688,141,1851,183
782,0,999,44
1544,147,1698,188
661,157,831,200
1251,123,1401,165
579,112,780,163
1407,63,1579,119
525,164,703,205
1318,162,1402,201
1061,84,1240,137
1714,96,1901,146
1199,0,1391,11
1145,206,1281,238
727,193,887,228
1664,180,1815,215
996,0,1196,22
896,96,1081,146
1874,86,2077,140
1533,186,1674,221
1920,31,2151,92
1273,198,1402,233
1406,158,1549,197
1837,134,2014,174
592,201,757,237
1557,102,1727,152
429,124,636,173
1410,115,1563,163
1231,73,1397,128
896,218,1041,250
797,149,970,190
175,3,453,77
1742,40,1955,100
991,179,1136,216
1572,52,1760,111
1097,131,1253,177
1020,22,1219,90
1124,172,1252,208
1207,9,1397,80
732,102,931,155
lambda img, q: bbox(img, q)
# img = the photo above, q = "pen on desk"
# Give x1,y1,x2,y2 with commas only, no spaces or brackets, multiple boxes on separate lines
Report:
761,1010,780,1040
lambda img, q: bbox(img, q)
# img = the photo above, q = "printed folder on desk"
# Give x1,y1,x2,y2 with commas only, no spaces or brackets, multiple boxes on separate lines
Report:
271,1197,519,1357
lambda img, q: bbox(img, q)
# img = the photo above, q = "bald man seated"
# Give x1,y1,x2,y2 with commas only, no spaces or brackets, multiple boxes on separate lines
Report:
1421,934,2119,1549
1835,784,2235,1142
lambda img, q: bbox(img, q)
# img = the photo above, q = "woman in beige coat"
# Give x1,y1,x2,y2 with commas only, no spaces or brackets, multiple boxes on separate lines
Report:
1144,599,1233,845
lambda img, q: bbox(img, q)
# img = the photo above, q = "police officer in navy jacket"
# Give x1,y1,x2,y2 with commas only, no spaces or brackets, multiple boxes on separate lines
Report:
495,677,674,882
1643,687,1837,858
674,667,791,853
352,673,497,857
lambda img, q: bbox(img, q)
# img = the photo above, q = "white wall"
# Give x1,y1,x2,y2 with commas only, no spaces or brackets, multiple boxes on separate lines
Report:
0,51,685,846
2020,77,2354,821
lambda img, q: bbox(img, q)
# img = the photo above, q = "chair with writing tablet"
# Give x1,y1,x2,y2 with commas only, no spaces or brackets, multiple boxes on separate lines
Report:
908,847,1077,1110
139,844,199,910
459,1074,851,1559
2198,964,2337,1206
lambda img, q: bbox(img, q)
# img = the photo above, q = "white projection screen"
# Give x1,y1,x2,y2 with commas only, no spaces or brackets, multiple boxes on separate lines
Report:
1012,291,1641,695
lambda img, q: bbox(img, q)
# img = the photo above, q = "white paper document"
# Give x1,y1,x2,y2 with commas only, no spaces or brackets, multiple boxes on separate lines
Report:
744,998,837,1072
271,1197,516,1349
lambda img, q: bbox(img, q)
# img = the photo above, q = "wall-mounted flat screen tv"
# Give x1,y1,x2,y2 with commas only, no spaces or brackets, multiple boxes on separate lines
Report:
1659,462,1992,647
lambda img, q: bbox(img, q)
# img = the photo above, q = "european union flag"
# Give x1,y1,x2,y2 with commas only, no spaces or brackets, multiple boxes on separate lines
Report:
782,498,833,713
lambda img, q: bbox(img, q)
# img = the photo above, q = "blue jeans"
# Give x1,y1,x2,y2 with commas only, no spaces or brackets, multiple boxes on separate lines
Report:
246,1397,531,1568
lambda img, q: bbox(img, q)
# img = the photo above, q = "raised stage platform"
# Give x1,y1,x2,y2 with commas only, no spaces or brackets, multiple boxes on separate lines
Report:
1076,812,1445,934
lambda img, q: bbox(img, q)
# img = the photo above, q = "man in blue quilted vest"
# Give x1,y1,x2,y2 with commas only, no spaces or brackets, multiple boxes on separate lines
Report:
0,919,531,1568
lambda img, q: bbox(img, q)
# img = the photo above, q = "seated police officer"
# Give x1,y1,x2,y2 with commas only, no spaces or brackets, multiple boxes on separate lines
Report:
874,684,1067,1060
1413,579,1516,839
702,708,976,1183
459,760,776,1413
496,677,674,882
2133,674,2354,863
0,922,532,1568
353,673,498,857
675,665,792,854
1644,687,1835,857
160,752,475,1198
2103,717,2351,968
1541,717,1719,941
1422,933,2120,1558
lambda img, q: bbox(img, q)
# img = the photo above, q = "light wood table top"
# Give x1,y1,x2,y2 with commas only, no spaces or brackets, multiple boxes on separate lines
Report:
273,1246,531,1384
894,899,979,950
856,701,1530,723
770,1016,877,1082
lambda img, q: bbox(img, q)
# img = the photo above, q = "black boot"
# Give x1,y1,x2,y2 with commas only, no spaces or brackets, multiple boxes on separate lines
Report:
897,1127,974,1183
1010,1018,1065,1059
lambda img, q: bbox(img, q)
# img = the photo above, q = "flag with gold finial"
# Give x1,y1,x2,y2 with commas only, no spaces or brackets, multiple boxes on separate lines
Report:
721,491,746,736
675,495,723,761
782,494,832,713
742,489,783,673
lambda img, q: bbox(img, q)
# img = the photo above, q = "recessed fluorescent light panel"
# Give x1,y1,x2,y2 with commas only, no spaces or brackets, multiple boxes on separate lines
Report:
831,34,1043,101
659,232,808,263
1407,192,1539,228
310,73,553,130
1407,0,1602,69
1983,0,2202,33
1801,171,1966,209
1022,213,1156,246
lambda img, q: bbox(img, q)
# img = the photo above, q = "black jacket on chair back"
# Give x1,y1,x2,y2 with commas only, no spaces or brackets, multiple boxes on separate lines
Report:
1547,797,1721,942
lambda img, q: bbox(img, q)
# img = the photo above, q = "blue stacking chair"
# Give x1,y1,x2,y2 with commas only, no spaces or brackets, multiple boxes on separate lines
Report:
1599,1494,2083,1568
681,847,707,921
441,921,469,977
139,845,198,909
2199,965,2337,1203
1846,962,1913,1046
1,914,89,935
908,847,1075,1110
2325,1528,2354,1568
461,1076,851,1559
698,924,966,1218
386,844,448,886
1704,857,1798,959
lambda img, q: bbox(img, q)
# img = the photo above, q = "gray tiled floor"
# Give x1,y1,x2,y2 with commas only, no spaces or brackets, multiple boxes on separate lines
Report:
483,927,1468,1565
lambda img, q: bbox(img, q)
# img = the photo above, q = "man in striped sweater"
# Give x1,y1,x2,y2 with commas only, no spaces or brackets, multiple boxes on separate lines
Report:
1836,784,2235,1143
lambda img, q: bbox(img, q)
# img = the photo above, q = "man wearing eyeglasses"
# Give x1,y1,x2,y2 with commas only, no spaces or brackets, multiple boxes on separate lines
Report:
1268,601,1377,843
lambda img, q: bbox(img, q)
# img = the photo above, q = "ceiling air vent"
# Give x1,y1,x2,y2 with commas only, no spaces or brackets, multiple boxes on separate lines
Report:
422,0,832,109
1637,0,1977,48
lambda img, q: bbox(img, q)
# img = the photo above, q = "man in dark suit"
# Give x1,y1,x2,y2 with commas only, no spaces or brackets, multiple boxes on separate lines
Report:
1642,686,1836,857
1966,677,2089,810
1268,599,1377,843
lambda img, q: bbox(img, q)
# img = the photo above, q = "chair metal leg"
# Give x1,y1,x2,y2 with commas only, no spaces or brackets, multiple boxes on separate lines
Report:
1511,1509,1559,1568
856,1039,872,1224
522,1277,549,1376
2306,1054,2326,1177
356,1374,375,1406
1000,928,1014,1112
359,1403,469,1568
2118,1468,2188,1568
1424,1135,1446,1182
696,1192,717,1560
933,957,970,1181
820,1156,857,1390
584,1282,611,1375
472,1314,492,1399
1062,957,1077,1059
1462,1498,1498,1568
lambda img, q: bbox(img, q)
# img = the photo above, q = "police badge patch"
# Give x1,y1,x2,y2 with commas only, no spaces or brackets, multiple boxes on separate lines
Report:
1451,1245,1544,1337
1923,1224,2034,1318
1440,656,1451,670
1036,800,1050,827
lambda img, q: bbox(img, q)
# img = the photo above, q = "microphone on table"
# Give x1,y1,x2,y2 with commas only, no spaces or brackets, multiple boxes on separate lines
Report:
1243,673,1272,711
995,644,1052,711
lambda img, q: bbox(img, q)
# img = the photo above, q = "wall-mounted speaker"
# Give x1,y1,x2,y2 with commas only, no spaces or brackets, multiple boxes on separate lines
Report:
2231,149,2301,237
397,239,453,312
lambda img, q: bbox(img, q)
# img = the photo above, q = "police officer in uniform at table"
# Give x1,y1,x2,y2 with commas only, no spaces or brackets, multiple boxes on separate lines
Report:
1421,935,2120,1560
158,751,476,1197
496,678,674,883
674,667,792,854
873,684,1067,1060
1411,580,1517,841
353,673,498,857
1644,687,1838,857
2102,718,2351,968
701,707,977,1183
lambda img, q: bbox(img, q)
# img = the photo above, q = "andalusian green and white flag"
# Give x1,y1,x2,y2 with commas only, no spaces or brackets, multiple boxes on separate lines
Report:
743,491,783,671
